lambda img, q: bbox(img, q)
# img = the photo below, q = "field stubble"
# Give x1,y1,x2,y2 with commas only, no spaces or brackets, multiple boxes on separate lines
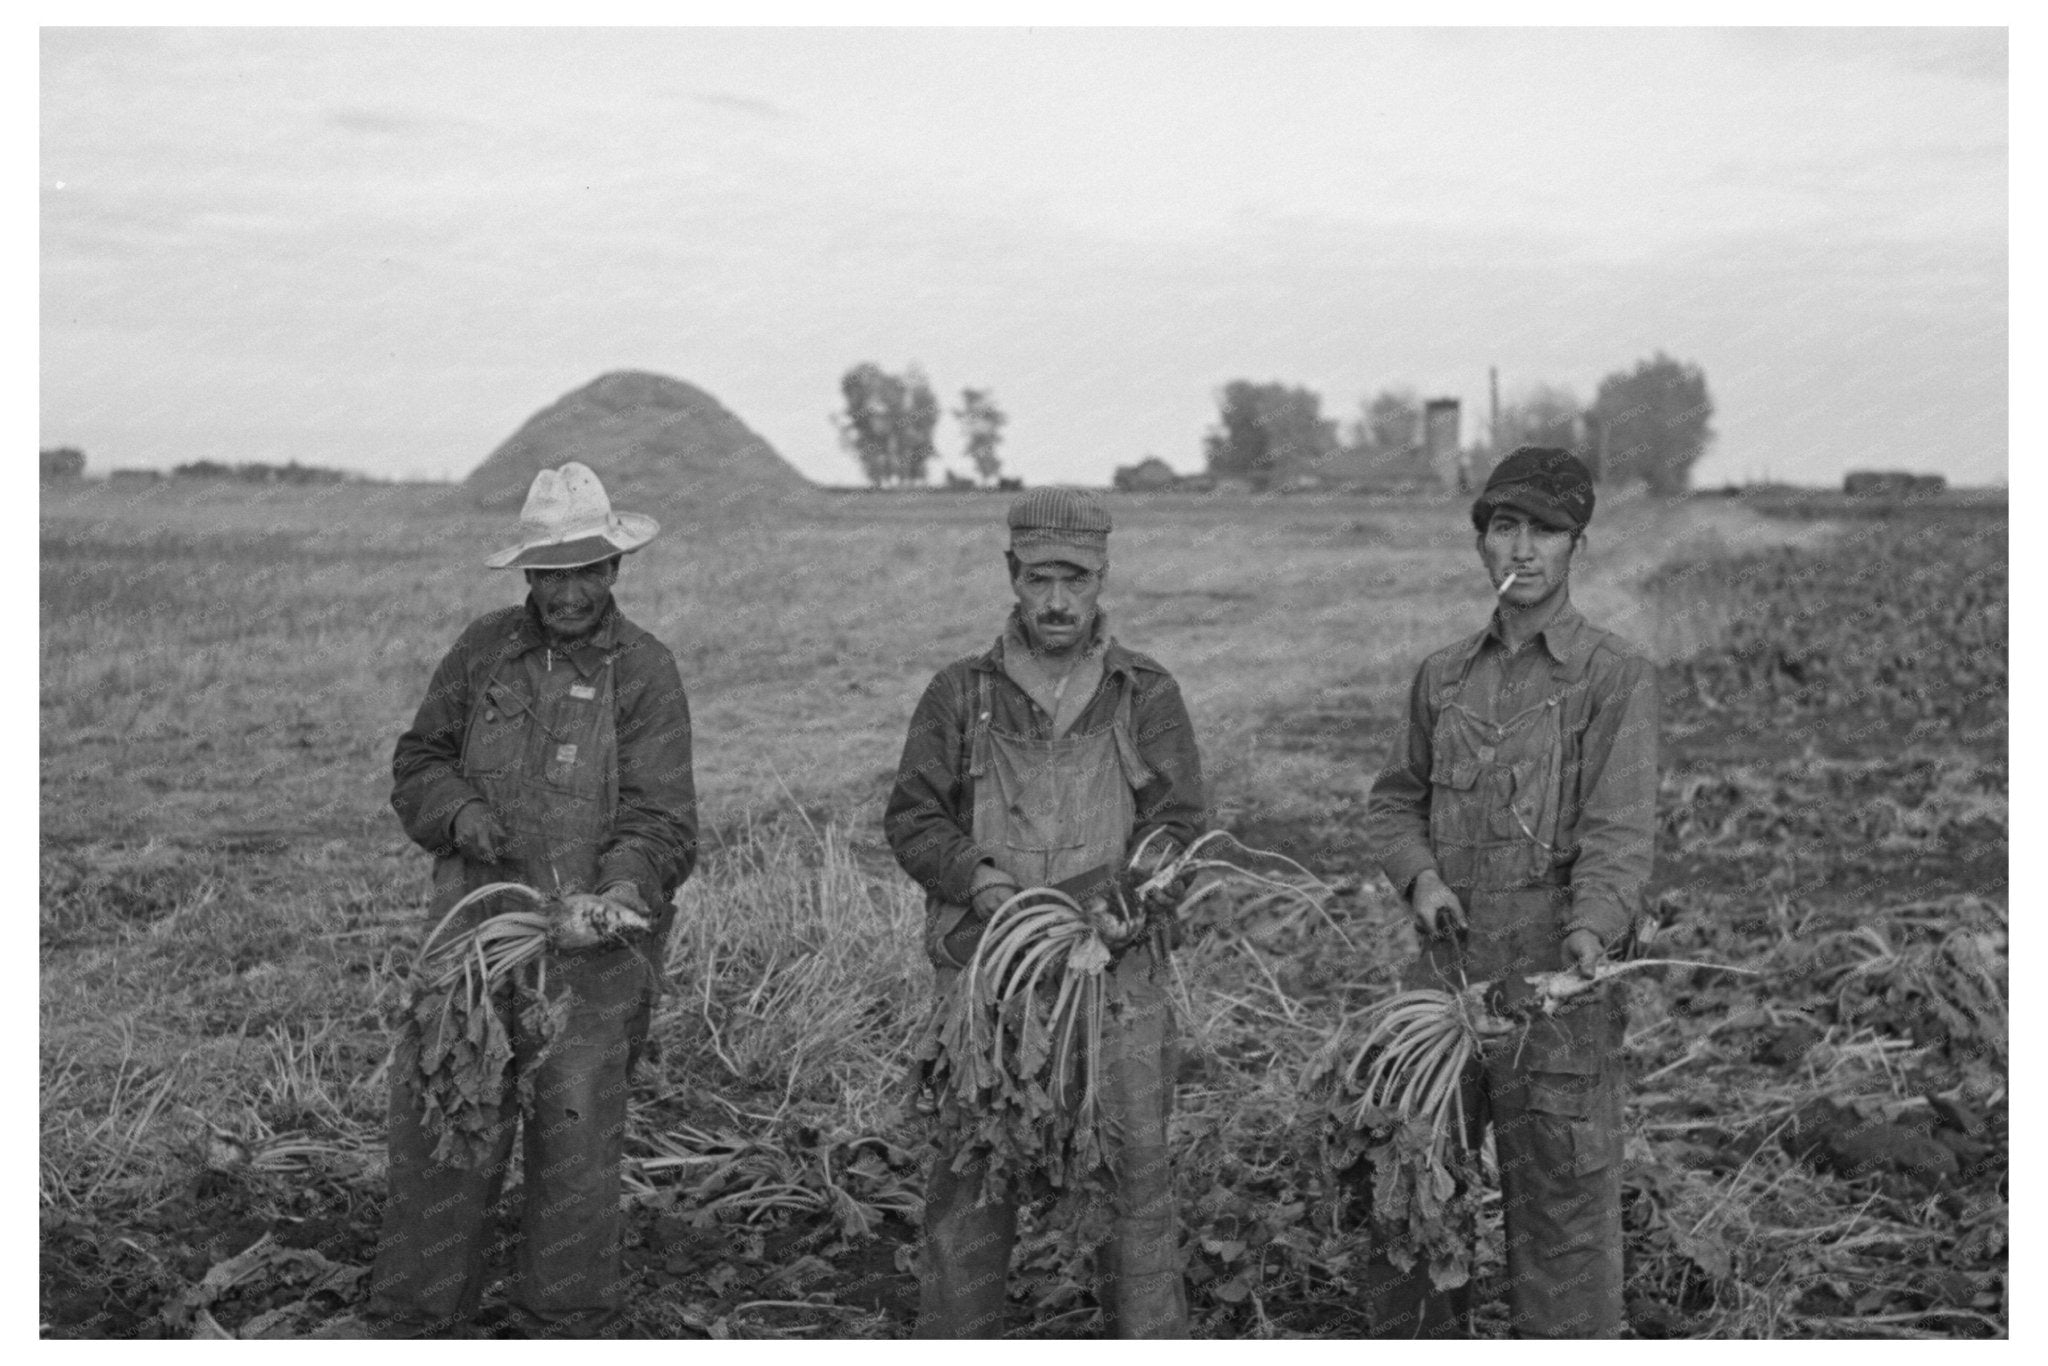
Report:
39,480,2002,1337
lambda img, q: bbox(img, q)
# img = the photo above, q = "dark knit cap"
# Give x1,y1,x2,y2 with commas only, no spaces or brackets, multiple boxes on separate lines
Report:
1471,446,1595,533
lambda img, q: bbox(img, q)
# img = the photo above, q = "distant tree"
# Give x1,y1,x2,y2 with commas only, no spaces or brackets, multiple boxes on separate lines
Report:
902,366,939,485
40,446,85,479
954,387,1007,486
1347,387,1422,455
1590,353,1714,495
1204,381,1336,486
836,363,941,487
1499,384,1583,453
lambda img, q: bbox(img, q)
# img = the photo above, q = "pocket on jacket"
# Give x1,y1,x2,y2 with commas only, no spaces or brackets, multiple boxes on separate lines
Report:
463,682,529,775
1431,754,1481,791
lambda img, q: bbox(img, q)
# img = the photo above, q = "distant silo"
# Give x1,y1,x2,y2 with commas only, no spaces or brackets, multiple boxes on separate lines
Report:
1424,398,1463,490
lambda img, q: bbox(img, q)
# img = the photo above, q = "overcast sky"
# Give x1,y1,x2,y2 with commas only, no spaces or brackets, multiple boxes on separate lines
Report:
41,26,2007,487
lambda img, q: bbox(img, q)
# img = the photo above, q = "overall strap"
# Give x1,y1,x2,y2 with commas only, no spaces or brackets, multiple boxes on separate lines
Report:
967,667,993,779
1110,670,1158,791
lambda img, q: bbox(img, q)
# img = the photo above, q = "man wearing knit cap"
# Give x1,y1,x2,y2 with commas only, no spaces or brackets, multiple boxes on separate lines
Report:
1362,446,1659,1338
365,462,697,1337
886,486,1208,1337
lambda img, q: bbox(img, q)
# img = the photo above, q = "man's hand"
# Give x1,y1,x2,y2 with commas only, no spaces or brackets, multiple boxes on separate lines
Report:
1409,869,1466,938
941,865,1019,967
970,866,1020,920
1562,928,1604,978
451,801,508,864
598,880,653,923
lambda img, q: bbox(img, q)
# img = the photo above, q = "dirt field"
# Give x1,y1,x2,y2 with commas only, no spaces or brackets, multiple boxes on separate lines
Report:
39,479,2004,1338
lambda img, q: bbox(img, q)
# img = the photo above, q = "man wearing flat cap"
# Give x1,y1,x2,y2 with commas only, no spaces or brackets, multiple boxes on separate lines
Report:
1362,447,1658,1338
886,487,1207,1337
368,462,696,1337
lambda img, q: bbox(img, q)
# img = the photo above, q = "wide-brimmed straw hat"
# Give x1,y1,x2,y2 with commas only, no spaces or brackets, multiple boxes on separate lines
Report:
484,462,660,570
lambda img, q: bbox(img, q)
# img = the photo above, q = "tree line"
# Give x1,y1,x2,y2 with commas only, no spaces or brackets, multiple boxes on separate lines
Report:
1204,352,1714,494
38,447,375,485
832,351,1710,494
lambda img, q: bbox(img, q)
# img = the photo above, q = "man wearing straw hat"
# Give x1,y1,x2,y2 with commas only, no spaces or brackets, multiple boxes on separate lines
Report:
885,487,1208,1338
1362,446,1659,1339
366,462,697,1337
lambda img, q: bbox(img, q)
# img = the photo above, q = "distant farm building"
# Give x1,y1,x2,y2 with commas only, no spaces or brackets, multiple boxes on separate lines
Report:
1275,395,1468,493
40,446,85,480
1845,470,1946,497
1112,456,1181,492
1424,399,1466,490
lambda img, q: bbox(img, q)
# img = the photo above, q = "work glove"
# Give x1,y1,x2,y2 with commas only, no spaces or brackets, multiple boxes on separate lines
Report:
1409,869,1466,939
451,801,508,864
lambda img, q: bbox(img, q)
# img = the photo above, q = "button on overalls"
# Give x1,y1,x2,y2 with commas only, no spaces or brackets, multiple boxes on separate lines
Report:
916,668,1189,1339
1365,644,1626,1340
371,642,663,1337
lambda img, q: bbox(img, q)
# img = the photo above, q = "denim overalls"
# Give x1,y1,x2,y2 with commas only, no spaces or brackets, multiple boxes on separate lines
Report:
917,666,1188,1339
371,641,662,1337
1369,636,1627,1340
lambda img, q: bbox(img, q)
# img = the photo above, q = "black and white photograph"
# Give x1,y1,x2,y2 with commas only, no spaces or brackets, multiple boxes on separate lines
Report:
37,21,2009,1340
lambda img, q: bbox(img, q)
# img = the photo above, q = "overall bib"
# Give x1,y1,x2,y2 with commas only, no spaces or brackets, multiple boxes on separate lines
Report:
916,670,1189,1339
1365,648,1626,1340
371,644,663,1336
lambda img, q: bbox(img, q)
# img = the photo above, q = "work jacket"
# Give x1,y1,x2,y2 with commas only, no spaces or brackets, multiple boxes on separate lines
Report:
390,597,698,914
885,611,1206,909
1366,601,1657,949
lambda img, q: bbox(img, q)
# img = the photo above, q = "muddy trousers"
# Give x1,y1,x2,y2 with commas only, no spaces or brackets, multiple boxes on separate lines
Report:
916,955,1189,1338
367,944,651,1337
1364,1054,1625,1339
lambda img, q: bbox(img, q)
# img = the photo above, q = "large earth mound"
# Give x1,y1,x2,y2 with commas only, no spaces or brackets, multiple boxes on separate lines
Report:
465,370,811,513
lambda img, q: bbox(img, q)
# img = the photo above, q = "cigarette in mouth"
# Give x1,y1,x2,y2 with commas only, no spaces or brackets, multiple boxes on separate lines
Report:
1496,572,1518,597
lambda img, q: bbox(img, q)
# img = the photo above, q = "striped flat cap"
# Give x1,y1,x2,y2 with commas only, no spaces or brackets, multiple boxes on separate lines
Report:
1008,487,1111,570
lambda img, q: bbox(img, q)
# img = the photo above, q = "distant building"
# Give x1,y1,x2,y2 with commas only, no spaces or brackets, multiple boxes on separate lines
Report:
1112,456,1181,492
40,446,85,480
1424,399,1464,490
1845,470,1946,497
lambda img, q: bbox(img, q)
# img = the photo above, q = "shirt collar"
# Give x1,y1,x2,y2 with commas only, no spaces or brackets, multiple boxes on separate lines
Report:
1458,599,1588,668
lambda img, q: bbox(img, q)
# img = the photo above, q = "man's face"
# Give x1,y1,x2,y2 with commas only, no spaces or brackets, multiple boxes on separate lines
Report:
525,558,619,641
1011,557,1107,655
1478,508,1579,608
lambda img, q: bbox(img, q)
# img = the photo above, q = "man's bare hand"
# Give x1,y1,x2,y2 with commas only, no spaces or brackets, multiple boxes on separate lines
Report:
452,801,508,864
1562,928,1604,978
970,864,1020,920
1410,869,1466,938
599,880,653,923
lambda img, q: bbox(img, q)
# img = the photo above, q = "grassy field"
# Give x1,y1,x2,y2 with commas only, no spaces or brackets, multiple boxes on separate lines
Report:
39,478,2002,1338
